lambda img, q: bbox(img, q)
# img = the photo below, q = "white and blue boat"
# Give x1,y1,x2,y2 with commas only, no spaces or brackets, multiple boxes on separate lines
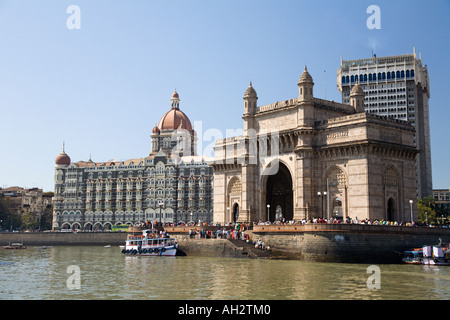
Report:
122,228,178,256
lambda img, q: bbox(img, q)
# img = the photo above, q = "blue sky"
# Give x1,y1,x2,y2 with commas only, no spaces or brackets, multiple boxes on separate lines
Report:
0,0,449,192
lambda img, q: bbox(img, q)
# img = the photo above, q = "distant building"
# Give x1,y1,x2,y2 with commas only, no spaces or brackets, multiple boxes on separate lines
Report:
0,186,52,222
433,188,450,212
52,91,213,231
337,49,432,199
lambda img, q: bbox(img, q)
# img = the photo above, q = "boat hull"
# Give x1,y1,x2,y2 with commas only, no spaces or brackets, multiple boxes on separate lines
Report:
3,245,26,250
420,258,450,266
122,247,177,256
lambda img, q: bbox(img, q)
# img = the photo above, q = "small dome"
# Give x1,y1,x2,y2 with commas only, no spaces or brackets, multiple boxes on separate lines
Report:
244,82,257,98
298,66,314,84
55,151,71,166
152,124,160,134
350,81,365,96
171,90,179,99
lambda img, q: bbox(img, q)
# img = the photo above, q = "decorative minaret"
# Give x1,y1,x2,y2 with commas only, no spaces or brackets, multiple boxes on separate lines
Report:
297,66,315,128
242,82,258,135
150,122,160,154
53,142,71,230
349,80,365,113
298,66,314,102
241,82,258,224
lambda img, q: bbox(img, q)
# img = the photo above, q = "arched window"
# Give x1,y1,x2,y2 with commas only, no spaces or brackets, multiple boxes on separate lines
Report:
369,73,373,81
406,70,410,78
391,71,395,79
382,72,386,80
387,72,391,80
364,74,367,82
396,71,401,79
360,74,364,82
384,167,399,187
342,76,346,84
401,70,405,78
351,75,354,83
345,76,349,83
410,69,415,77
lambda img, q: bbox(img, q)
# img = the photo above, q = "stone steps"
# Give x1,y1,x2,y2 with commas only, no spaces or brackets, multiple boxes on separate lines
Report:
226,238,275,259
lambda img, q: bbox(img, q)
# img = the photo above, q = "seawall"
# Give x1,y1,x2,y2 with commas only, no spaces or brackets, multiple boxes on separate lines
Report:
2,225,450,263
0,232,127,246
250,224,450,263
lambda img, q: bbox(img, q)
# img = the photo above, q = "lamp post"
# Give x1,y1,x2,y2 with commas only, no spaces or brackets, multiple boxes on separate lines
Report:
409,199,413,224
267,204,270,221
317,191,327,219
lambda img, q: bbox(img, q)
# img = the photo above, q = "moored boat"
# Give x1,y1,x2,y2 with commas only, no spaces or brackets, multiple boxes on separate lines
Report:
420,245,450,266
402,249,423,265
3,243,27,250
121,227,178,256
403,242,450,266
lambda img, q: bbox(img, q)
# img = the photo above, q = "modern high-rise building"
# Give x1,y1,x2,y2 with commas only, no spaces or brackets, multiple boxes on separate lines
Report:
52,91,214,231
337,49,432,199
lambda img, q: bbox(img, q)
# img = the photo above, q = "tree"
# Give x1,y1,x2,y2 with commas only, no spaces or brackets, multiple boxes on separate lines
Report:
0,194,9,230
417,195,449,226
21,212,38,231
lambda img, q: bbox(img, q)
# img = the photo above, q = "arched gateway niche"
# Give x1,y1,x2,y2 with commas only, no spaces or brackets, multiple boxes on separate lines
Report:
326,166,348,221
227,177,242,222
265,162,293,222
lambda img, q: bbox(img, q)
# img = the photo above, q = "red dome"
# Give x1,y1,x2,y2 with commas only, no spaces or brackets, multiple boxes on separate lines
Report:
158,108,193,131
55,152,71,166
152,125,160,134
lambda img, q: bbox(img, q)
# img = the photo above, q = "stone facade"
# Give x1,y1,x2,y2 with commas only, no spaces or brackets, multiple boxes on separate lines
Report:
52,91,213,230
212,67,418,224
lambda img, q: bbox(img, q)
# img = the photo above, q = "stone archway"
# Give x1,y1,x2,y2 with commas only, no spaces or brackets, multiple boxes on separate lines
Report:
227,177,242,223
265,162,293,222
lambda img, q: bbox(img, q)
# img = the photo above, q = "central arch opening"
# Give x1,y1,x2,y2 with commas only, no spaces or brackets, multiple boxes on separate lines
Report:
266,162,293,222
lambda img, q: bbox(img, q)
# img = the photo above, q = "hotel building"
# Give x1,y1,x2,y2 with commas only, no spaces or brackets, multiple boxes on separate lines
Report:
52,91,213,231
337,49,432,199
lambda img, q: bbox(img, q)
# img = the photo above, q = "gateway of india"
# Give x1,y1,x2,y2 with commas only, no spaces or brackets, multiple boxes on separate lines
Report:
212,67,418,224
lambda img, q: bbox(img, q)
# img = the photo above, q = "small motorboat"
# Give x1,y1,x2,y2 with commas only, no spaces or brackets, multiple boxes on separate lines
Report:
3,243,27,250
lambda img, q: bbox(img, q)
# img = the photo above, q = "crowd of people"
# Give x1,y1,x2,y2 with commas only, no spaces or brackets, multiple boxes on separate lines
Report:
256,217,417,227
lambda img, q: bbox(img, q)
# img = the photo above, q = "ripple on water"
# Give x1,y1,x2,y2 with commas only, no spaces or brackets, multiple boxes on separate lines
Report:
1,247,449,300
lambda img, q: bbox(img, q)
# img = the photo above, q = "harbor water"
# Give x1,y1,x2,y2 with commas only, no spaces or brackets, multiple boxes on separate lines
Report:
1,246,449,300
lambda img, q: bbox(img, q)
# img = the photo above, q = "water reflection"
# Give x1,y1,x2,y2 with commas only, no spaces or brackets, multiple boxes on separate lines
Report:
0,246,449,300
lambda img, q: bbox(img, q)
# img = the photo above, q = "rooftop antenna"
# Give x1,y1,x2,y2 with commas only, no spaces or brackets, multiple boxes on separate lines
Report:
324,70,326,100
